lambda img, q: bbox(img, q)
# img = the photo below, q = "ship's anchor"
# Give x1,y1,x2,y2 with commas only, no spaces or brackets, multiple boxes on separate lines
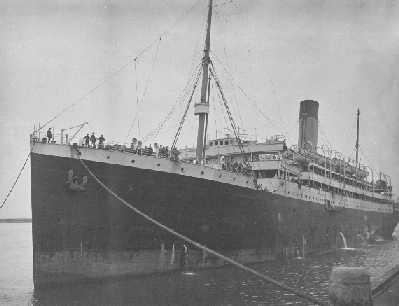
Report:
66,169,87,192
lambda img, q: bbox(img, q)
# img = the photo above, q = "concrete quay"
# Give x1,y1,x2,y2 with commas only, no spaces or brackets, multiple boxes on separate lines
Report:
327,240,399,305
374,273,399,306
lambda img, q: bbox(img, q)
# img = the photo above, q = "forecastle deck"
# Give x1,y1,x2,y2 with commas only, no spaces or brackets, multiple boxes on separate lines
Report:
31,142,255,190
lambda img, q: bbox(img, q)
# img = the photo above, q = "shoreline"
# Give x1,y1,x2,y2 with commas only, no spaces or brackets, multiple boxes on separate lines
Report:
0,218,32,223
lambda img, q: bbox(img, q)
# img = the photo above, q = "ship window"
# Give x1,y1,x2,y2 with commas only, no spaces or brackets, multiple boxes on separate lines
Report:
210,142,213,146
224,140,229,145
215,141,218,145
201,171,204,175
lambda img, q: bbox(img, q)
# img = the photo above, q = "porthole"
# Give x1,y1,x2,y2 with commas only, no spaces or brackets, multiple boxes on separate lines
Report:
131,159,135,163
181,168,184,172
107,156,110,159
201,171,204,175
157,163,160,166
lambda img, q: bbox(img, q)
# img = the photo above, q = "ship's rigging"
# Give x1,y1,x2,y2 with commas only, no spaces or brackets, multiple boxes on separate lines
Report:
3,2,398,300
1,0,394,208
168,0,247,164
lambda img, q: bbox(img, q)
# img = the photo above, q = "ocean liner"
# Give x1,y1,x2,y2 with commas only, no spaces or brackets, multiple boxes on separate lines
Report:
30,0,398,287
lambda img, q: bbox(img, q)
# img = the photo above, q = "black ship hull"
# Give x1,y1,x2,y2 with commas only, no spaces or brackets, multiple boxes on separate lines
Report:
31,151,397,288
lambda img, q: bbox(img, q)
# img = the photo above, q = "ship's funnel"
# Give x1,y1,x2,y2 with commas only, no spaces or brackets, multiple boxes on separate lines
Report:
298,100,319,151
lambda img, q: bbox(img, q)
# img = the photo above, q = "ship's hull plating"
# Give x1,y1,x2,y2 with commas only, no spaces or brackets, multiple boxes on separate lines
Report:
31,152,397,287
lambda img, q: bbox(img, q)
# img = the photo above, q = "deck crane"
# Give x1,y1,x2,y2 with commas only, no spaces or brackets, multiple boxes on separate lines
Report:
60,122,88,144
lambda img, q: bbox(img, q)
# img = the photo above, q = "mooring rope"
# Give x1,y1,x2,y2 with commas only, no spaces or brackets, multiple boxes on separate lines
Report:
78,156,323,305
0,152,31,208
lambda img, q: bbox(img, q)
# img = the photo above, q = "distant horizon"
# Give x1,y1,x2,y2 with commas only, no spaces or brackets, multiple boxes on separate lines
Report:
0,218,32,222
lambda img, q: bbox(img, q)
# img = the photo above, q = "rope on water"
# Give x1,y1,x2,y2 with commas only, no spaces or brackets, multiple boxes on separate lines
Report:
0,152,31,208
78,156,324,305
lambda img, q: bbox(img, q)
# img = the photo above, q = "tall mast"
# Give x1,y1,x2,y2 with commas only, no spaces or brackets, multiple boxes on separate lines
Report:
355,108,360,165
194,0,213,162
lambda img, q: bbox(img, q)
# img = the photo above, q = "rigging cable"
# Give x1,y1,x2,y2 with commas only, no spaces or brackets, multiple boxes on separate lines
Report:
202,76,211,158
221,48,244,129
77,156,323,306
0,152,31,208
142,2,208,145
125,37,162,143
211,53,286,136
209,61,246,157
171,67,203,150
36,0,202,134
142,62,203,143
0,0,203,208
143,22,205,144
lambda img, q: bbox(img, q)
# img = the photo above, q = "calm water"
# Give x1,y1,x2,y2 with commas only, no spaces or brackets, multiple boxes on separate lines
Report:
1,223,398,306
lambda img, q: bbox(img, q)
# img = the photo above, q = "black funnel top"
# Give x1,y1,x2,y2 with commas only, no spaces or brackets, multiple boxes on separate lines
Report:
299,100,319,119
298,100,319,151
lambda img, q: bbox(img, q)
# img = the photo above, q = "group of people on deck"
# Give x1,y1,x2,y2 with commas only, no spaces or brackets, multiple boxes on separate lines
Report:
83,133,105,149
79,134,178,160
220,155,245,173
130,138,175,158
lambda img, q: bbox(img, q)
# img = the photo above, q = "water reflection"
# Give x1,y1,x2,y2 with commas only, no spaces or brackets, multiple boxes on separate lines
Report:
4,224,398,305
29,240,399,305
30,249,357,305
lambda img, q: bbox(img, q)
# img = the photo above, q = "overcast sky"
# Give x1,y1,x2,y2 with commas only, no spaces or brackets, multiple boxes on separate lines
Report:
1,0,398,217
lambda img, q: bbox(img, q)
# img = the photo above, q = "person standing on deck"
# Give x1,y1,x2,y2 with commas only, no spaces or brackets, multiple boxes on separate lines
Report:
90,133,97,148
46,128,52,143
84,134,90,147
130,138,138,153
154,143,159,158
98,134,105,149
